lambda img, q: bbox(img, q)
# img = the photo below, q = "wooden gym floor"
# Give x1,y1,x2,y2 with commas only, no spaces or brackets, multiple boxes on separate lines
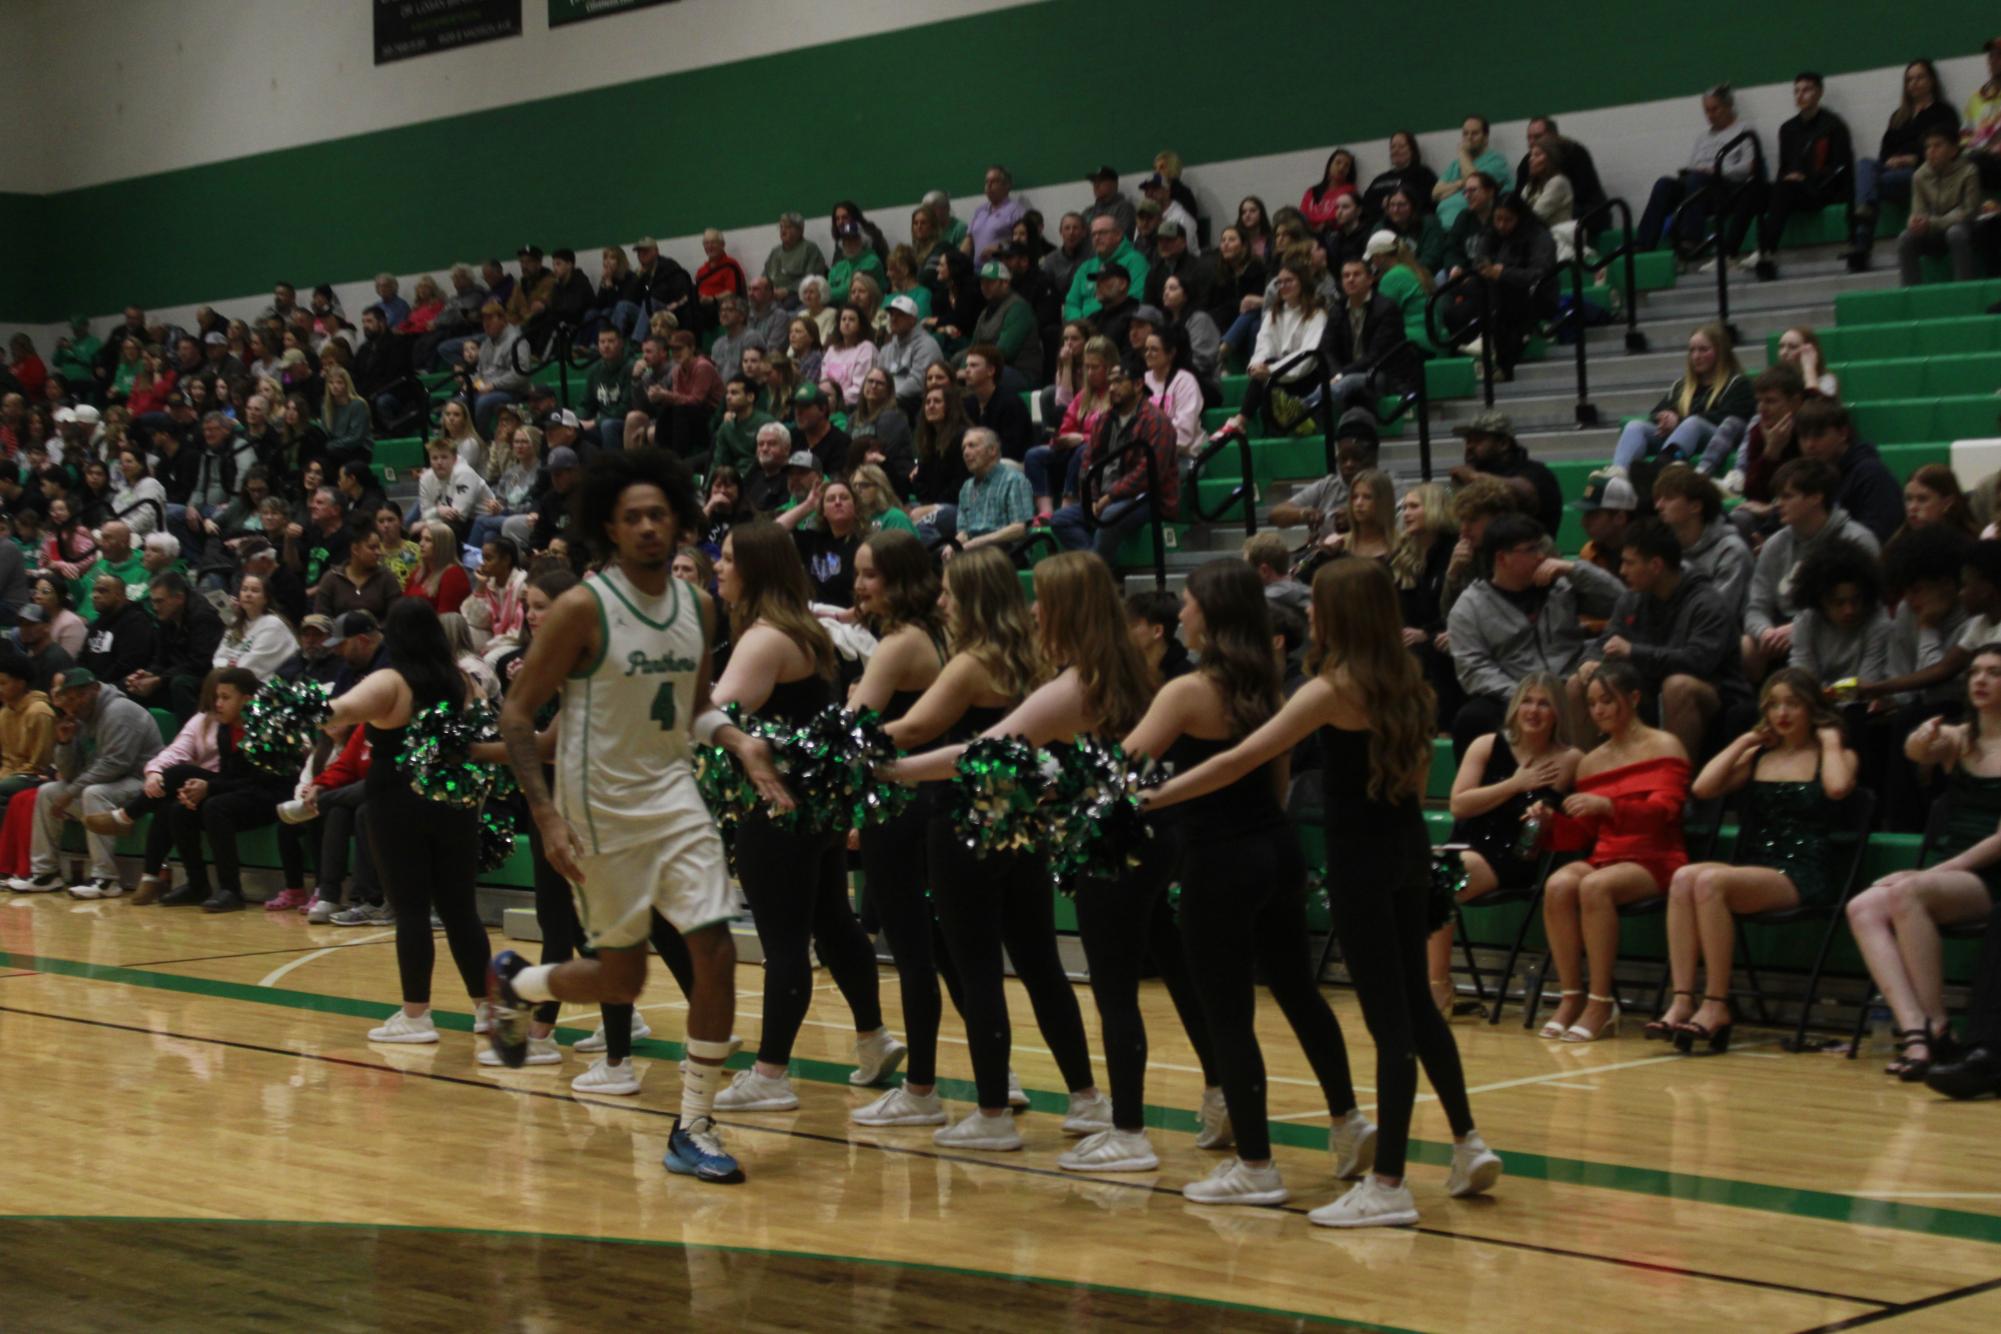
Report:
3,892,2000,1332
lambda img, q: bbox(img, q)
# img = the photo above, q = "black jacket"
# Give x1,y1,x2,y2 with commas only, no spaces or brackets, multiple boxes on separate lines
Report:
81,599,156,685
352,331,410,400
151,595,226,682
1093,296,1139,358
151,444,201,507
1010,266,1061,333
1777,110,1855,197
1143,248,1206,312
1833,439,1904,544
1584,570,1749,702
633,257,696,320
963,386,1032,461
1319,292,1408,385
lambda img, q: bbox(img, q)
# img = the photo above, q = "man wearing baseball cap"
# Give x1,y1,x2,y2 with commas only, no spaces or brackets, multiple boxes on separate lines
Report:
789,382,850,476
632,235,696,328
874,294,943,412
1087,263,1139,352
1138,172,1198,238
1082,165,1135,239
956,259,1043,381
7,666,161,899
1573,467,1641,577
1142,219,1203,310
505,245,554,330
1450,409,1565,537
828,222,887,306
521,445,585,557
1062,211,1149,324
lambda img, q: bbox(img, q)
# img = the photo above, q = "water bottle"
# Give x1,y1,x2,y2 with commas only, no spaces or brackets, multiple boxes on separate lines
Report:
1513,805,1548,861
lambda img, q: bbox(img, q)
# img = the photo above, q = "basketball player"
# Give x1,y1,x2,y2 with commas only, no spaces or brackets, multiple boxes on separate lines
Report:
485,449,789,1185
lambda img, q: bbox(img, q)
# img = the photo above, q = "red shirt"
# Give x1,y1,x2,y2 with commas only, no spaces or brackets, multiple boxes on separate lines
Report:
696,255,747,300
11,355,46,400
404,562,470,615
1298,182,1358,231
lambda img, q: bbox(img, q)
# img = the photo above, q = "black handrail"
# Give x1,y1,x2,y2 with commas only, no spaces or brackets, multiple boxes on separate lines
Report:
1558,196,1649,427
1367,339,1435,481
507,321,594,409
1187,415,1258,536
1688,129,1767,344
1077,435,1168,591
1424,271,1496,407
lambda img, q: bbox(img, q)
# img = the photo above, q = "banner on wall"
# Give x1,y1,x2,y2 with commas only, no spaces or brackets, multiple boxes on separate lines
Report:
548,0,678,27
375,0,523,65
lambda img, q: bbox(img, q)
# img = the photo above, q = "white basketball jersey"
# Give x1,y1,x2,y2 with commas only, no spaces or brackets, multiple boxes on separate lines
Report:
555,565,708,856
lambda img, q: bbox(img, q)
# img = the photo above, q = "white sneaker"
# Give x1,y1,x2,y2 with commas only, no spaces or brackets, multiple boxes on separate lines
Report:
68,878,124,899
574,1016,653,1053
715,1067,800,1111
850,1085,947,1127
1328,1110,1379,1180
478,1035,560,1067
1309,1176,1420,1229
1447,1131,1503,1198
1695,257,1719,274
1057,1128,1158,1173
1007,1069,1030,1109
277,798,316,825
932,1109,1023,1152
367,1011,439,1044
571,1057,641,1095
1182,1157,1289,1206
1195,1087,1234,1150
305,896,339,924
1722,468,1746,496
473,1001,495,1035
850,1029,907,1086
7,872,63,893
1061,1089,1113,1136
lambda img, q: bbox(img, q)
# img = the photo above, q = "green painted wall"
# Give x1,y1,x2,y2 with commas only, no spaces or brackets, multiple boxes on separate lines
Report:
9,0,1995,321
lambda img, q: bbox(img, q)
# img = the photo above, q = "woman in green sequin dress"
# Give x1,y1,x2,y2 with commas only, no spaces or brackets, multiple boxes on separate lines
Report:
1847,646,2001,1079
1656,669,1859,1048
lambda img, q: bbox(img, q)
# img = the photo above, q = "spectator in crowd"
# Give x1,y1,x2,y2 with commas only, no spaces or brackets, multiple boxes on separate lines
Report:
1364,228,1438,355
1438,171,1499,279
1652,465,1753,619
417,437,494,539
13,604,75,694
691,229,748,332
776,476,866,606
783,314,825,387
1160,270,1220,382
462,303,526,437
0,644,53,818
943,427,1034,556
1457,192,1558,376
1964,37,2001,186
583,245,640,342
1787,539,1893,695
1207,257,1328,444
80,570,157,690
1449,410,1564,539
875,296,944,413
1083,165,1136,239
1080,263,1139,353
1853,532,1989,722
1206,225,1270,365
1448,513,1623,753
763,212,828,306
1318,257,1408,423
465,535,527,659
969,165,1026,262
708,294,765,383
741,425,794,515
960,343,1032,461
123,570,225,718
1138,172,1197,240
829,222,889,306
742,274,790,352
821,306,879,411
1041,210,1092,301
710,376,778,478
112,445,169,538
7,668,162,898
404,521,470,615
1515,117,1607,231
1574,519,1748,759
1434,116,1512,228
1853,60,1960,269
1796,399,1904,544
1026,334,1113,519
1063,214,1150,323
314,515,400,621
634,330,722,460
1750,72,1856,280
1897,127,1982,285
1743,458,1882,678
577,326,634,454
1243,531,1311,616
1610,323,1754,476
788,382,850,476
848,368,915,478
1573,469,1638,578
1636,84,1763,257
963,260,1043,383
1322,193,1372,271
1364,131,1440,220
1049,359,1177,560
1519,139,1575,234
922,188,968,250
27,574,85,656
212,571,297,680
1298,149,1360,232
1728,365,1809,538
1140,326,1204,461
1267,412,1382,540
373,504,422,587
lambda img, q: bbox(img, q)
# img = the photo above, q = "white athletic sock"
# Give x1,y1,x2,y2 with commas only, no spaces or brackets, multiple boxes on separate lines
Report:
511,964,557,1003
681,1059,720,1124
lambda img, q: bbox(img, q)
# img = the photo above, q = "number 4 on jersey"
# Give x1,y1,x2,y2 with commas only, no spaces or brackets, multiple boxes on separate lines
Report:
650,681,677,731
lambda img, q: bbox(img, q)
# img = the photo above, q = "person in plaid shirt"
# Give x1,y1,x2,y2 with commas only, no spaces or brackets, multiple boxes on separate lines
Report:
1050,359,1178,560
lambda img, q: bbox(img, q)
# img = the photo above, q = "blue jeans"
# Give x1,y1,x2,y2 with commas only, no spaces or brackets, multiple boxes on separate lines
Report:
472,390,517,437
467,512,513,551
1024,443,1085,502
1049,495,1152,561
1855,159,1916,250
1611,415,1728,471
1222,310,1262,367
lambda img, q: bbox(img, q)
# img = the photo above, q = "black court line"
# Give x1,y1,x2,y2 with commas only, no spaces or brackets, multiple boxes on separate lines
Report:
0,1001,1895,1314
1791,1273,2001,1332
121,938,402,970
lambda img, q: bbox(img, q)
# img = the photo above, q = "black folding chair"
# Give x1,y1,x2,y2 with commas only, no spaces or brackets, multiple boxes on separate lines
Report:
1443,847,1556,1027
1730,787,1877,1049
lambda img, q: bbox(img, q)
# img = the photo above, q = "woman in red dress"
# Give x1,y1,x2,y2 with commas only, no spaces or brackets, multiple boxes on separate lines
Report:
1535,660,1691,1043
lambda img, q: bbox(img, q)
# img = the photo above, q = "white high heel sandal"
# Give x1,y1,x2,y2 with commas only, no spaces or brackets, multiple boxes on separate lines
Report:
1537,990,1584,1040
1562,993,1622,1043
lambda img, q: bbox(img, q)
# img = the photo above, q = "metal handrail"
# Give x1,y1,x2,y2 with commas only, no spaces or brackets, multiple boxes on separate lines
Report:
1686,129,1768,343
1559,196,1649,427
1425,270,1496,407
1187,415,1258,536
1077,433,1168,591
1366,338,1436,481
506,321,596,410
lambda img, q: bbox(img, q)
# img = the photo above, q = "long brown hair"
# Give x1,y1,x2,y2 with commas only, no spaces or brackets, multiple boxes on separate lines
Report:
943,546,1041,700
723,519,835,677
1760,666,1844,736
1032,551,1155,737
861,529,942,640
1306,558,1433,800
1186,559,1281,740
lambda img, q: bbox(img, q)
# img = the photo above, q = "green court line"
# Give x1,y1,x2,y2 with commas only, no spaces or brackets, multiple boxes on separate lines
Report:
8,947,2001,1250
0,1215,1396,1331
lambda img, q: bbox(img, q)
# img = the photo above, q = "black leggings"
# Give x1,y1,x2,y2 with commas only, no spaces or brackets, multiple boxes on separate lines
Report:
1069,825,1218,1131
1327,810,1475,1178
927,817,1095,1109
524,815,693,1039
860,801,965,1086
734,811,883,1067
1178,823,1357,1161
367,795,487,1006
129,763,211,876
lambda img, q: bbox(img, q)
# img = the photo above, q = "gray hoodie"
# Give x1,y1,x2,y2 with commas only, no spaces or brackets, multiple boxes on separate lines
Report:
1743,506,1880,640
1680,517,1754,621
55,682,164,787
1447,559,1624,701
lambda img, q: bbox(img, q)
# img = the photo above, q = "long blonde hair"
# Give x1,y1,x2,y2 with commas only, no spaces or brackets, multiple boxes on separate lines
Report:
723,519,836,678
1389,480,1454,588
944,546,1042,700
1306,558,1433,800
1676,321,1745,418
1503,671,1573,750
416,520,459,594
1031,551,1156,737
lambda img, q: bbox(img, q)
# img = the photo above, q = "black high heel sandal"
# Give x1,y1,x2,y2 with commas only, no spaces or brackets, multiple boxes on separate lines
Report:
1644,991,1693,1042
1672,995,1734,1056
1885,1029,1932,1080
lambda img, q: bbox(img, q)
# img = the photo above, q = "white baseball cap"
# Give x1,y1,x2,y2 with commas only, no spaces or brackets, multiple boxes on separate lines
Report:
886,295,921,318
